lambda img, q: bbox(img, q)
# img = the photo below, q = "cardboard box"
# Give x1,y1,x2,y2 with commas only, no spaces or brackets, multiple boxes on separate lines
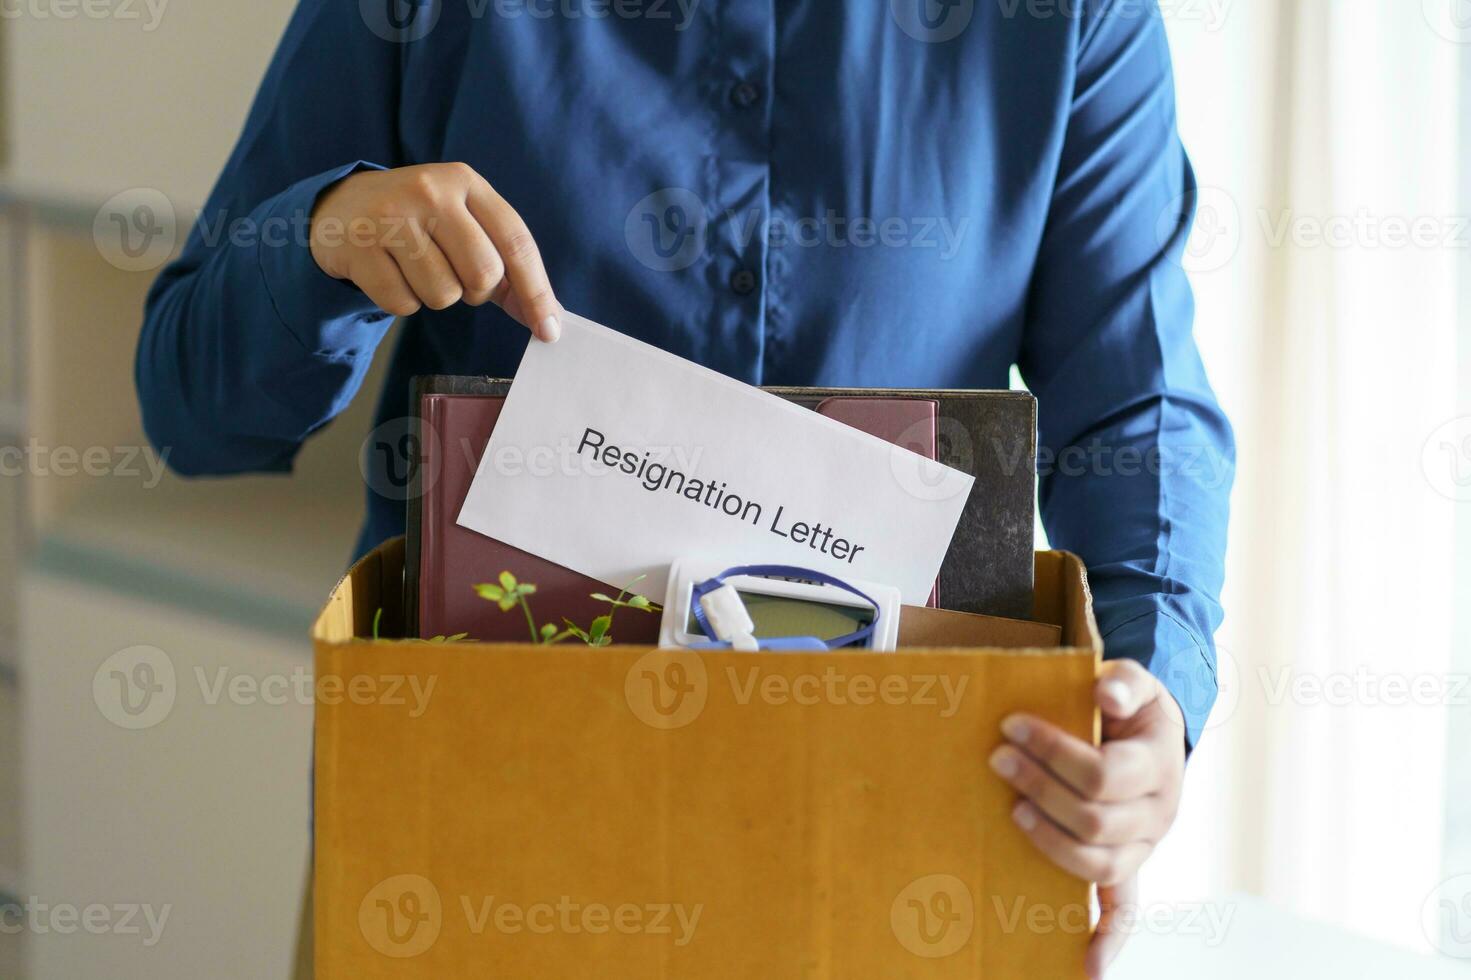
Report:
313,538,1101,978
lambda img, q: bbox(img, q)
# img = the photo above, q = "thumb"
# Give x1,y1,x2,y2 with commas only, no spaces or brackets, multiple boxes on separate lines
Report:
1095,659,1159,722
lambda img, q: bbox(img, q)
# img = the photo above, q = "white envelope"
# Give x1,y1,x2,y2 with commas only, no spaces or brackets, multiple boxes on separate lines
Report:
457,313,975,605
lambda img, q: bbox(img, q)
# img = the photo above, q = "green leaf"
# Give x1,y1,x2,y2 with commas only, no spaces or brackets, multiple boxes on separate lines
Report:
499,571,518,592
561,618,591,643
589,592,614,603
474,583,505,601
518,583,538,597
626,595,651,610
540,623,557,640
496,597,518,612
588,614,611,645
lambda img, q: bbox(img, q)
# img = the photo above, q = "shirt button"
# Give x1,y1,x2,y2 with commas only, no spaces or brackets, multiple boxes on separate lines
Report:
730,269,758,296
729,81,761,109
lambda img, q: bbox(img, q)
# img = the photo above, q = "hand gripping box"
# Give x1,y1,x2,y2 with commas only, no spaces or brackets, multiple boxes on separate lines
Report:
311,537,1101,978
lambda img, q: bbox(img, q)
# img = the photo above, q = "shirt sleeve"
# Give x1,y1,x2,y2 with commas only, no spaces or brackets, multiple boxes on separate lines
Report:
1017,0,1235,753
135,0,404,476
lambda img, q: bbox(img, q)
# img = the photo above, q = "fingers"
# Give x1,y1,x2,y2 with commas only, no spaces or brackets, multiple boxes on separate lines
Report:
384,227,463,311
989,745,1162,846
1010,802,1152,886
1086,878,1139,979
351,247,422,318
430,206,505,307
1000,714,1158,802
466,178,563,341
1095,659,1159,722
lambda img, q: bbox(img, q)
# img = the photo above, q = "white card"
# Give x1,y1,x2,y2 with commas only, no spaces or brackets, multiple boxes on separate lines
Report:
456,312,975,605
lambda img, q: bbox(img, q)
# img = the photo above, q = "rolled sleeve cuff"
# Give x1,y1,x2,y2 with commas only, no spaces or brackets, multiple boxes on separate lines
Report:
1101,609,1218,756
256,160,391,353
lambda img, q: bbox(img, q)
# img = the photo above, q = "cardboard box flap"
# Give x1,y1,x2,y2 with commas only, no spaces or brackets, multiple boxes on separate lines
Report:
313,536,404,645
897,605,1062,649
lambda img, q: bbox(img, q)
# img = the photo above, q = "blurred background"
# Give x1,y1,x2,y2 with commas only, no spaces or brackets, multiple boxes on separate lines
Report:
0,0,1467,977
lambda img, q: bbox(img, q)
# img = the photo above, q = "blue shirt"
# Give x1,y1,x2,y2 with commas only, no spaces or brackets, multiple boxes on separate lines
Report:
136,0,1233,748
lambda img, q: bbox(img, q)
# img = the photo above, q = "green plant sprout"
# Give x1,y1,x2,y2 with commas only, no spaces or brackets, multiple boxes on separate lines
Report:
474,571,660,646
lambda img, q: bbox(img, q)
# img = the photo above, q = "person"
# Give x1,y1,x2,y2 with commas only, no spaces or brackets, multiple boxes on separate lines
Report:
135,1,1233,974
